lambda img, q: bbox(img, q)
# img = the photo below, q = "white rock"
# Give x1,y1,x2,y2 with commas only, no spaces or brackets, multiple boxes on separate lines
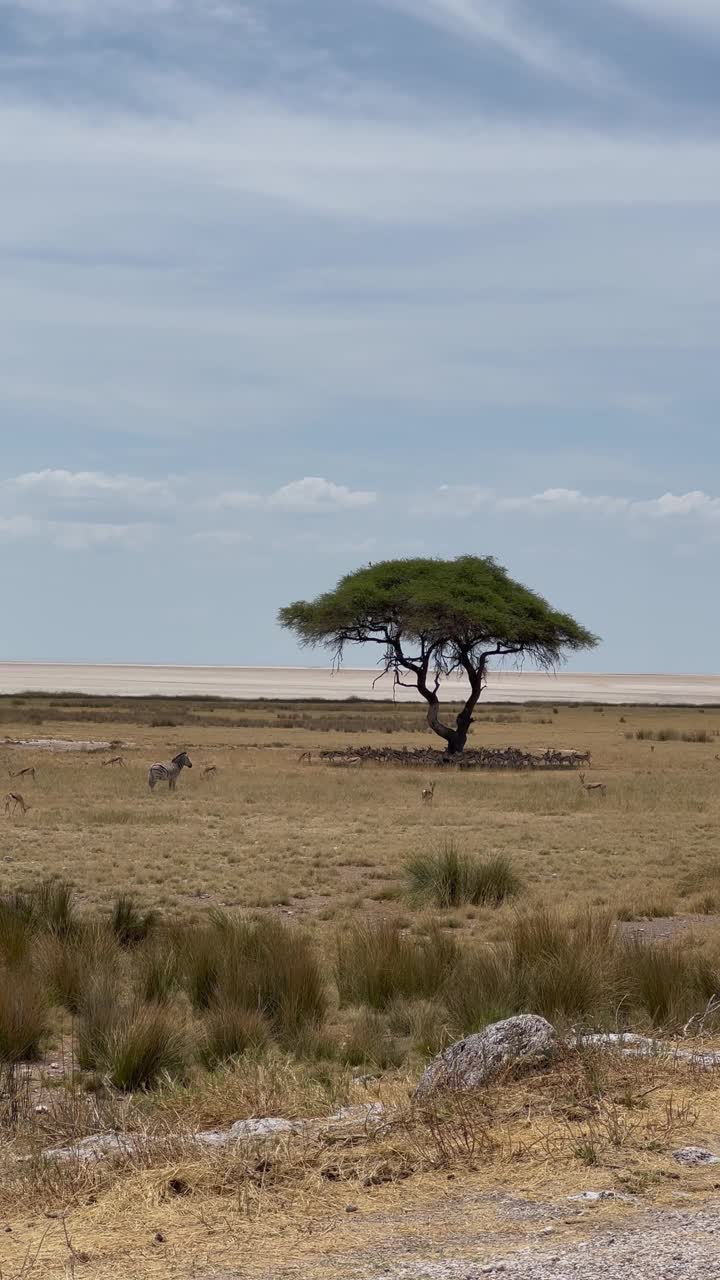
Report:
414,1015,558,1096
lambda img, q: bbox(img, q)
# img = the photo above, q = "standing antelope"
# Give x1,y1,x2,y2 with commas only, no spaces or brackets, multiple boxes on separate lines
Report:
421,782,435,805
202,764,218,778
102,755,125,768
4,793,29,816
579,773,607,796
148,751,193,792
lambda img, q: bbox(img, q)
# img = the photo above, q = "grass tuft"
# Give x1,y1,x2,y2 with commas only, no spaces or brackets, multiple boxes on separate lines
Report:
199,1002,271,1069
405,842,522,908
336,919,458,1009
0,966,49,1062
110,894,158,947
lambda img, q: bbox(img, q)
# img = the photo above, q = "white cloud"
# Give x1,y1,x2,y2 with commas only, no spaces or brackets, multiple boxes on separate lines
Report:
268,478,376,513
212,477,377,514
8,469,174,506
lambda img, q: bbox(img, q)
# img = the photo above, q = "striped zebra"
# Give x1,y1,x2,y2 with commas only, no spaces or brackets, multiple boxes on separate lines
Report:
148,751,193,792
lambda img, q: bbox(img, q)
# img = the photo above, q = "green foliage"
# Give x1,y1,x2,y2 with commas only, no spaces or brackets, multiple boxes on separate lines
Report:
279,556,597,669
406,842,522,908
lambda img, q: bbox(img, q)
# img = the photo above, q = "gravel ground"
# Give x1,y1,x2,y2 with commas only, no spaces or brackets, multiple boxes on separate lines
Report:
370,1204,720,1280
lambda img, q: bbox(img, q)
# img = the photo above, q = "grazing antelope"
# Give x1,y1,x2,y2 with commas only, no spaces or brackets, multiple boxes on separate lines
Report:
9,766,35,782
202,764,218,778
421,782,435,805
102,755,125,767
579,773,607,796
4,792,29,816
148,751,193,792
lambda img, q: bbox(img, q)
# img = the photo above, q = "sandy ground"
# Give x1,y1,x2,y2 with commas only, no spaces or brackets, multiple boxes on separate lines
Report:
3,663,720,703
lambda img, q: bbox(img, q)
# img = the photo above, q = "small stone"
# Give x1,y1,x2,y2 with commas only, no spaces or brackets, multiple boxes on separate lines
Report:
567,1190,616,1202
673,1146,720,1166
154,1232,166,1243
345,1204,358,1213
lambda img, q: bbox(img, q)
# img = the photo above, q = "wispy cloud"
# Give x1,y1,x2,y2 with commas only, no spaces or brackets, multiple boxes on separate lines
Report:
433,485,720,523
0,515,156,550
212,477,377,513
383,0,619,91
614,0,720,37
8,469,175,506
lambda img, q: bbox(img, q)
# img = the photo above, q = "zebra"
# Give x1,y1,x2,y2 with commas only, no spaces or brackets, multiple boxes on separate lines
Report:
148,751,193,792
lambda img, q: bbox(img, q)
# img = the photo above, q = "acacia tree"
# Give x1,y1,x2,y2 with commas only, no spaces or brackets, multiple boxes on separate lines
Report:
278,556,598,757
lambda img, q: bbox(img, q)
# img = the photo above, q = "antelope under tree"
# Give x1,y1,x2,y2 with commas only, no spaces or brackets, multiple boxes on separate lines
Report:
279,556,597,757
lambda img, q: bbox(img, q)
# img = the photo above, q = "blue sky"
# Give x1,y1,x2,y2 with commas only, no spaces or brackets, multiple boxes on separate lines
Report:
1,0,720,672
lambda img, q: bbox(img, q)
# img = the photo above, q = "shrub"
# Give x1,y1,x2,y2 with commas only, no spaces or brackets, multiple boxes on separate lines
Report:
199,1002,270,1068
110,894,158,947
100,1004,189,1091
0,966,49,1062
406,842,521,908
340,1009,404,1070
336,920,458,1009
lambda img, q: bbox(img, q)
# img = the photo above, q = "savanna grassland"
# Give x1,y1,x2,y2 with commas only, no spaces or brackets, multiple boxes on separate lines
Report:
3,694,720,1280
2,693,720,926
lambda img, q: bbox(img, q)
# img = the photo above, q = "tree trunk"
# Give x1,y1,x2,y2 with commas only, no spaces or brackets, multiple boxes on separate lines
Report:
417,655,485,758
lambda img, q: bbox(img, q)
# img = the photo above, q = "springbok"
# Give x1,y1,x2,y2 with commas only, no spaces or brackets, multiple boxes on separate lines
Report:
9,766,35,782
102,756,125,767
421,782,435,805
148,751,193,792
202,765,218,778
4,793,29,816
579,773,607,796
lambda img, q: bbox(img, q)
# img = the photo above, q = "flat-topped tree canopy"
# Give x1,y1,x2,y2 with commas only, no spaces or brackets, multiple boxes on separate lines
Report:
279,556,598,756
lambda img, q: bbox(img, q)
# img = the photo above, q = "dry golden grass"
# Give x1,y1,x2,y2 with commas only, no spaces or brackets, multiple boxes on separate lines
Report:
2,698,720,932
3,696,720,1277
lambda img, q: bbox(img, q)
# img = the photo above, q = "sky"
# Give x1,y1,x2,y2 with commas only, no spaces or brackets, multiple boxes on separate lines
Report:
1,0,720,672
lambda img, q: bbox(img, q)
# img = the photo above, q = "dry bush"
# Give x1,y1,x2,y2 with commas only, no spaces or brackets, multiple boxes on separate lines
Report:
110,893,158,947
0,965,49,1062
340,1009,404,1070
336,920,458,1009
98,1004,190,1091
182,914,327,1039
199,1002,271,1068
36,924,119,1015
